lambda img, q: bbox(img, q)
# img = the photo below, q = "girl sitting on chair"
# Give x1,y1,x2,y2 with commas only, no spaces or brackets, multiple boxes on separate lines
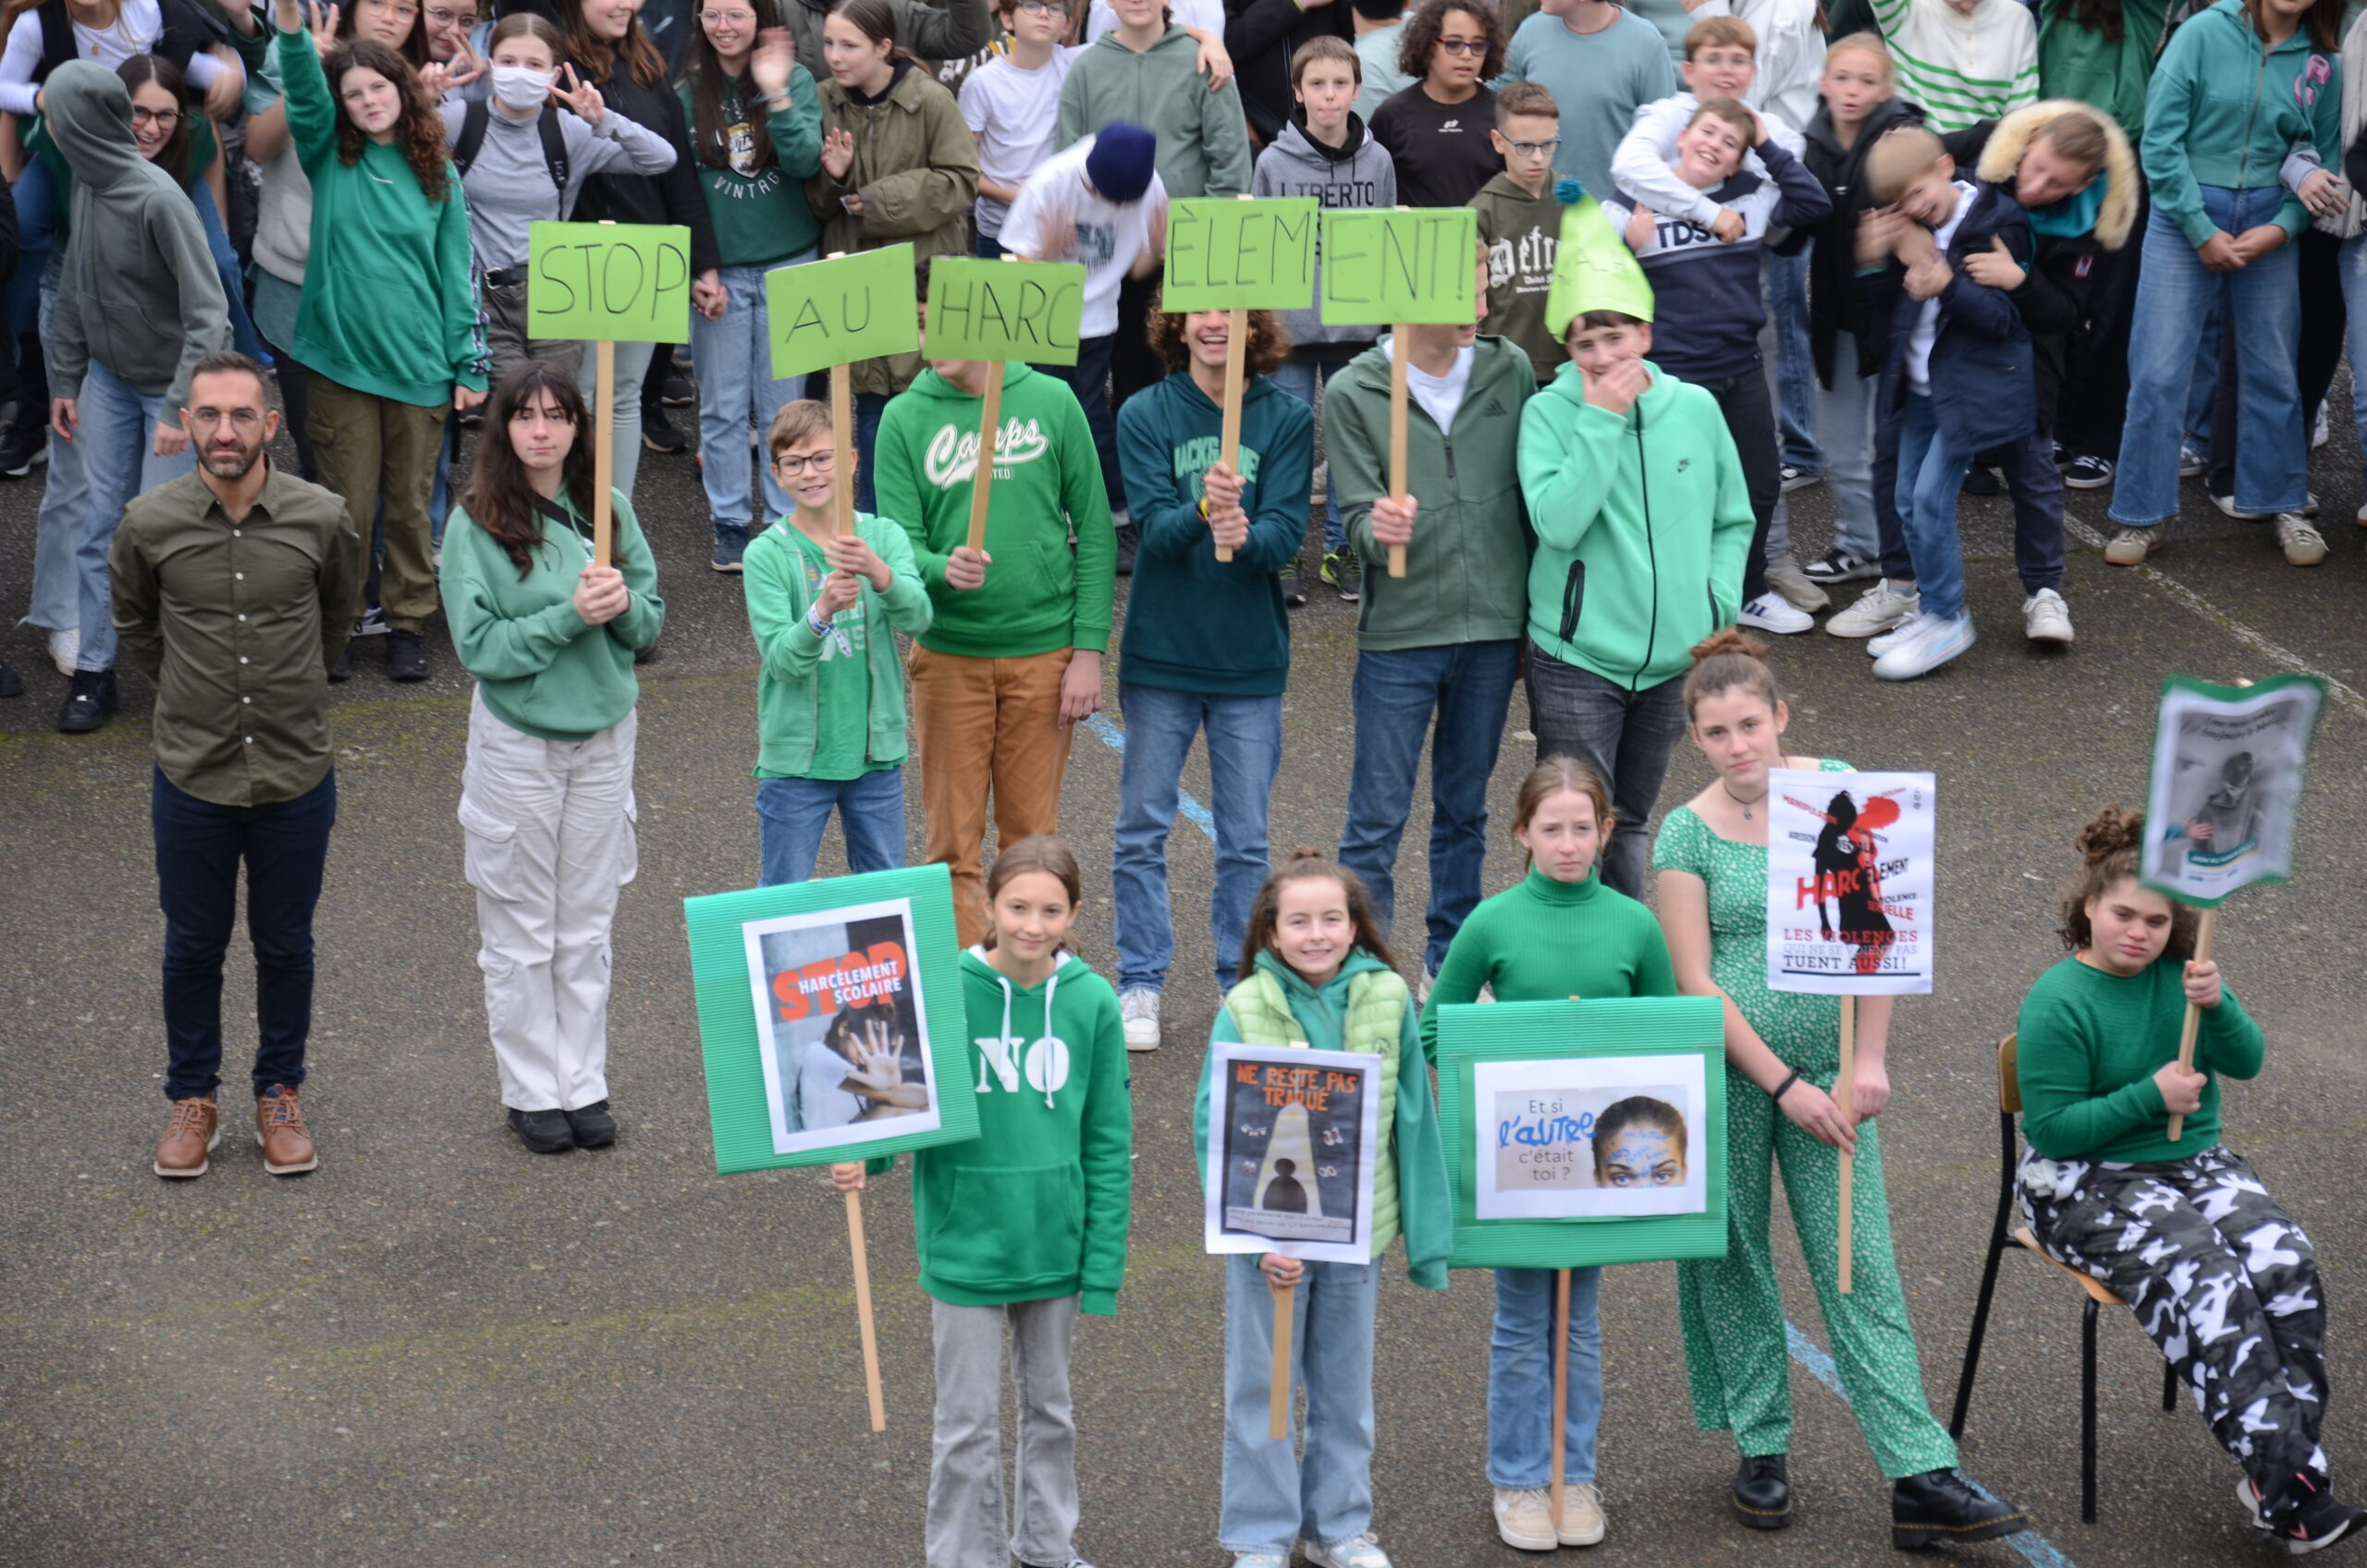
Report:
2017,805,2359,1552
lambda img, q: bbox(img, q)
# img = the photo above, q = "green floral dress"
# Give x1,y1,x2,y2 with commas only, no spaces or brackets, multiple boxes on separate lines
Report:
1651,761,1957,1479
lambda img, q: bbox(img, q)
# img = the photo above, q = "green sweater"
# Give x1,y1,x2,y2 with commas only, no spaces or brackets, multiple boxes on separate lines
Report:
2039,0,2172,141
877,362,1115,657
743,511,934,778
278,26,485,406
1419,866,1678,1063
2016,954,2264,1164
675,65,825,266
439,489,665,741
1054,28,1254,199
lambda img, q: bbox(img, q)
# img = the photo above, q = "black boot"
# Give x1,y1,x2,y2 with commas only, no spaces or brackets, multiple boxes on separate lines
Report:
1891,1468,2026,1550
563,1099,617,1149
56,667,117,732
1733,1454,1791,1529
508,1108,575,1154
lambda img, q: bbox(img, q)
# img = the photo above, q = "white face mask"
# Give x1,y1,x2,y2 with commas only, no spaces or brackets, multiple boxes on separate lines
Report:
490,64,555,110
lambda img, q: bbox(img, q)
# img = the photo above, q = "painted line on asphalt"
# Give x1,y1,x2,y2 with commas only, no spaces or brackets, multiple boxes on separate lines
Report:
2066,519,2367,722
1082,710,1217,837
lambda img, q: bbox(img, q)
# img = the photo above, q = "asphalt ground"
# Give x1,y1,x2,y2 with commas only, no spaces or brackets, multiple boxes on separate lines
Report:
5,379,2367,1568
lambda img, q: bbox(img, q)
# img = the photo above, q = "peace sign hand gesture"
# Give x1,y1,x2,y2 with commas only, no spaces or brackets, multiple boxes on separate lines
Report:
552,62,606,127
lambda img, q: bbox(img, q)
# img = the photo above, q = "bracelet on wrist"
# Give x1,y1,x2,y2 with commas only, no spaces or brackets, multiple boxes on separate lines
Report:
1771,1070,1801,1103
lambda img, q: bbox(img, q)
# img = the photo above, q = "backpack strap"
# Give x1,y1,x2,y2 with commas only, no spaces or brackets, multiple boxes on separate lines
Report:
535,103,570,197
451,96,493,178
32,0,71,85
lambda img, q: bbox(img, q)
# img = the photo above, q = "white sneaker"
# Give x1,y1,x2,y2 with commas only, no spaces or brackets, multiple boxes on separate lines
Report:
1761,553,1830,613
1737,592,1813,634
1306,1534,1393,1568
1871,610,1976,680
2218,490,2321,519
2178,443,2207,478
46,624,78,676
1120,988,1161,1052
2313,403,2331,449
2103,526,2161,566
2277,515,2328,567
1866,621,1912,657
1417,967,1435,1007
1493,1487,1557,1552
1559,1481,1608,1546
1826,580,1919,638
2022,588,2074,644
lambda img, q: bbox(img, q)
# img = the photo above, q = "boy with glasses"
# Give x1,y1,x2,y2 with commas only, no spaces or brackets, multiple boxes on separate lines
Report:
962,0,1085,261
1499,0,1674,198
1470,80,1565,385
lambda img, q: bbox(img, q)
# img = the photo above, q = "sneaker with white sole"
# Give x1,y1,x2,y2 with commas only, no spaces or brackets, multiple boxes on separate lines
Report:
1801,546,1882,584
1866,621,1913,657
1871,610,1976,680
1780,463,1821,493
2313,402,2331,449
1762,553,1830,613
1306,1534,1393,1568
2178,443,2207,478
2022,588,2074,643
1826,580,1919,638
1738,592,1813,634
2277,515,2328,566
2061,454,2113,489
2103,526,2161,566
1494,1487,1557,1552
46,624,78,676
1559,1482,1608,1546
1230,1554,1290,1568
2217,490,2321,519
1120,988,1161,1052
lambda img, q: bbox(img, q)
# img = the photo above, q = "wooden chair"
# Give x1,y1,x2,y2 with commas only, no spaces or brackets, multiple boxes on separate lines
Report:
1947,1034,2177,1524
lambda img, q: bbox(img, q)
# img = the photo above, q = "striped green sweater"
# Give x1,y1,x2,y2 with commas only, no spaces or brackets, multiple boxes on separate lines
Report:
1870,0,2041,133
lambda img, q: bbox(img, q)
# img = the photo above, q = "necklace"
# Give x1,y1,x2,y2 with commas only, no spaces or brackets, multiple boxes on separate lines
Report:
1722,762,1776,821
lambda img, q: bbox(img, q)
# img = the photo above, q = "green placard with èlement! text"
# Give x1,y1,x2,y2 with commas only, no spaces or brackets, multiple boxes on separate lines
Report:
1162,198,1318,312
1317,207,1478,326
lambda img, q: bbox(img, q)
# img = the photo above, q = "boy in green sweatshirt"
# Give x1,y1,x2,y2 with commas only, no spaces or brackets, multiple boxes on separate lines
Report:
875,346,1115,948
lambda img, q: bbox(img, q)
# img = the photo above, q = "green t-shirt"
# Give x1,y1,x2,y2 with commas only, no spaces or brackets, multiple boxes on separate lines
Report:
754,529,891,782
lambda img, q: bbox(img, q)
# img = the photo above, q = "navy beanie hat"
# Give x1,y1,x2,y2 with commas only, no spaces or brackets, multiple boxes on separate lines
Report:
1085,122,1158,202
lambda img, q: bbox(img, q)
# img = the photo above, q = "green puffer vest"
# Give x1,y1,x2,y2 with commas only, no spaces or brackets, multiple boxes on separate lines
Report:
1224,966,1404,1259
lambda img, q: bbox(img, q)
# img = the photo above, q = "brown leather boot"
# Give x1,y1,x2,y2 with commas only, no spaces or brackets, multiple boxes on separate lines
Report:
153,1094,219,1179
255,1085,319,1175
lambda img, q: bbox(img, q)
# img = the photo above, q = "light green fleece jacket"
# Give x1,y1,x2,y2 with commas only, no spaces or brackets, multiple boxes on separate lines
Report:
1054,27,1253,199
743,509,934,777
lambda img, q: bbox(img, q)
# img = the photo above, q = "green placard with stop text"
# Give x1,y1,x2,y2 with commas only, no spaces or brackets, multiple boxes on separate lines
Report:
767,246,922,380
528,222,693,343
1162,198,1318,312
1317,207,1478,326
924,257,1085,366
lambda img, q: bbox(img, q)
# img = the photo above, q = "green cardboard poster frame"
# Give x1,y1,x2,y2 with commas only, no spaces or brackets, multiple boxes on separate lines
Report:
685,863,976,1174
1435,998,1728,1268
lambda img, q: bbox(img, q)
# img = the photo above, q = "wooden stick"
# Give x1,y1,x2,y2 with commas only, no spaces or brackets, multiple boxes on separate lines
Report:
1269,1280,1294,1440
1386,325,1409,579
1216,306,1245,564
845,1188,886,1432
591,337,615,567
2167,906,2220,1142
1550,1267,1571,1527
964,364,1003,554
829,361,855,538
1837,994,1856,1295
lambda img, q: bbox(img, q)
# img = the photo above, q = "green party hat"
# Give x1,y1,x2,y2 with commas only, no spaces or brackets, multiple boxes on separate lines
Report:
1544,180,1655,338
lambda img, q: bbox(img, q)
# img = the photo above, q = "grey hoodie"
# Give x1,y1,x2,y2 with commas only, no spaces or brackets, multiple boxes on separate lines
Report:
1249,115,1396,351
46,61,228,413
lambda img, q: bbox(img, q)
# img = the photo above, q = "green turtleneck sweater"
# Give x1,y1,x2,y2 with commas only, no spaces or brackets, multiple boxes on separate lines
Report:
1418,866,1679,1063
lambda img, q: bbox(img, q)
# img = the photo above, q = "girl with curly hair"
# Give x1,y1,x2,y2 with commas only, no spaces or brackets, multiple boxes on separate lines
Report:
271,0,484,685
1367,0,1503,206
2016,804,2358,1550
1105,300,1311,1053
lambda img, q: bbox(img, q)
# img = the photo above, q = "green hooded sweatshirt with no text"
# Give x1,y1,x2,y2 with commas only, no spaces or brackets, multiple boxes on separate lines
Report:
1054,27,1254,200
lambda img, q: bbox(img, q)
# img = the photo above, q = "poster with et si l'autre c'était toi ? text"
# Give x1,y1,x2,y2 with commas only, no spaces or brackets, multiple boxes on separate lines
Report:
1474,1053,1710,1221
1764,769,1935,996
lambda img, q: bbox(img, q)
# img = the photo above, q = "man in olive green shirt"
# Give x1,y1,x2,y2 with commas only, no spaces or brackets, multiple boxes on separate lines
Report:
110,350,362,1182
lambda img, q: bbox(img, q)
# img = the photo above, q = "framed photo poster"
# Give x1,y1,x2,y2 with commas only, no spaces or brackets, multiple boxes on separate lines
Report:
1764,768,1936,997
2140,672,2325,908
1203,1042,1386,1267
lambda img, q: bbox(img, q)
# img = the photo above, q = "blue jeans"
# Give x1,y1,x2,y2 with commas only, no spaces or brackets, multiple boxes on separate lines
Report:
1809,332,1886,562
1049,331,1122,514
1110,682,1282,994
76,358,196,669
2334,233,2367,490
6,156,55,337
27,269,81,633
1893,391,1973,622
1337,641,1518,974
692,255,814,532
975,230,1008,259
1767,245,1820,474
1268,354,1349,553
2113,188,2305,526
1490,1266,1604,1488
754,768,906,885
854,390,887,515
191,182,264,361
154,766,337,1101
1220,1253,1380,1555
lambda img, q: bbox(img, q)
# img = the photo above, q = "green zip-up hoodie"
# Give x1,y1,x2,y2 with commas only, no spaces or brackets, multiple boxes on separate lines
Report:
875,948,1133,1314
1195,949,1454,1290
2142,0,2342,247
1332,334,1535,653
1517,360,1754,692
877,362,1115,657
278,25,485,407
439,489,665,741
743,509,934,776
1054,28,1254,199
675,63,825,265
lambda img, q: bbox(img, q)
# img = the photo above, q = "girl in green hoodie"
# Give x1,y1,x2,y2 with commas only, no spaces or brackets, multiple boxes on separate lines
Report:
1196,851,1452,1568
832,836,1131,1568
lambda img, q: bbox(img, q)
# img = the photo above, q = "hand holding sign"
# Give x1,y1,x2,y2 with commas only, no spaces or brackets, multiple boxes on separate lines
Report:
924,257,1085,556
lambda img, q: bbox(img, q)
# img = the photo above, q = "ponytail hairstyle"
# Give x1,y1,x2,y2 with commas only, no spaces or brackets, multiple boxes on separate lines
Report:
980,835,1084,949
325,38,451,201
829,0,913,63
117,54,195,190
1681,627,1783,720
1238,849,1395,981
1510,757,1614,865
462,361,597,579
686,0,787,171
564,0,668,90
2057,805,2197,960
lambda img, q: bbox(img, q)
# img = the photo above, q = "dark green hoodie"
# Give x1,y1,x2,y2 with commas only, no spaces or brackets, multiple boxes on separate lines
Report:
875,948,1133,1314
44,61,228,414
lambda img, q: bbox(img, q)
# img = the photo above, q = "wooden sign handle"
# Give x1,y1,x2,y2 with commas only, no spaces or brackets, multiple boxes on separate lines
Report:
2167,907,2220,1142
1837,994,1856,1295
592,337,615,567
845,1187,886,1432
1386,324,1410,579
1269,1278,1294,1440
829,361,856,539
1216,306,1246,564
961,253,1022,557
1550,1267,1571,1526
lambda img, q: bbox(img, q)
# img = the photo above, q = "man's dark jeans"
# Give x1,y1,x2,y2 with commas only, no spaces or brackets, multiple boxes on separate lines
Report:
1522,647,1687,901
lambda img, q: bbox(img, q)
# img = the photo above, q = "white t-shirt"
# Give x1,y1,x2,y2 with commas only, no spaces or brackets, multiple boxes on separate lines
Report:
1000,137,1169,337
1087,0,1226,42
958,44,1084,239
1394,336,1476,432
1906,181,1977,394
